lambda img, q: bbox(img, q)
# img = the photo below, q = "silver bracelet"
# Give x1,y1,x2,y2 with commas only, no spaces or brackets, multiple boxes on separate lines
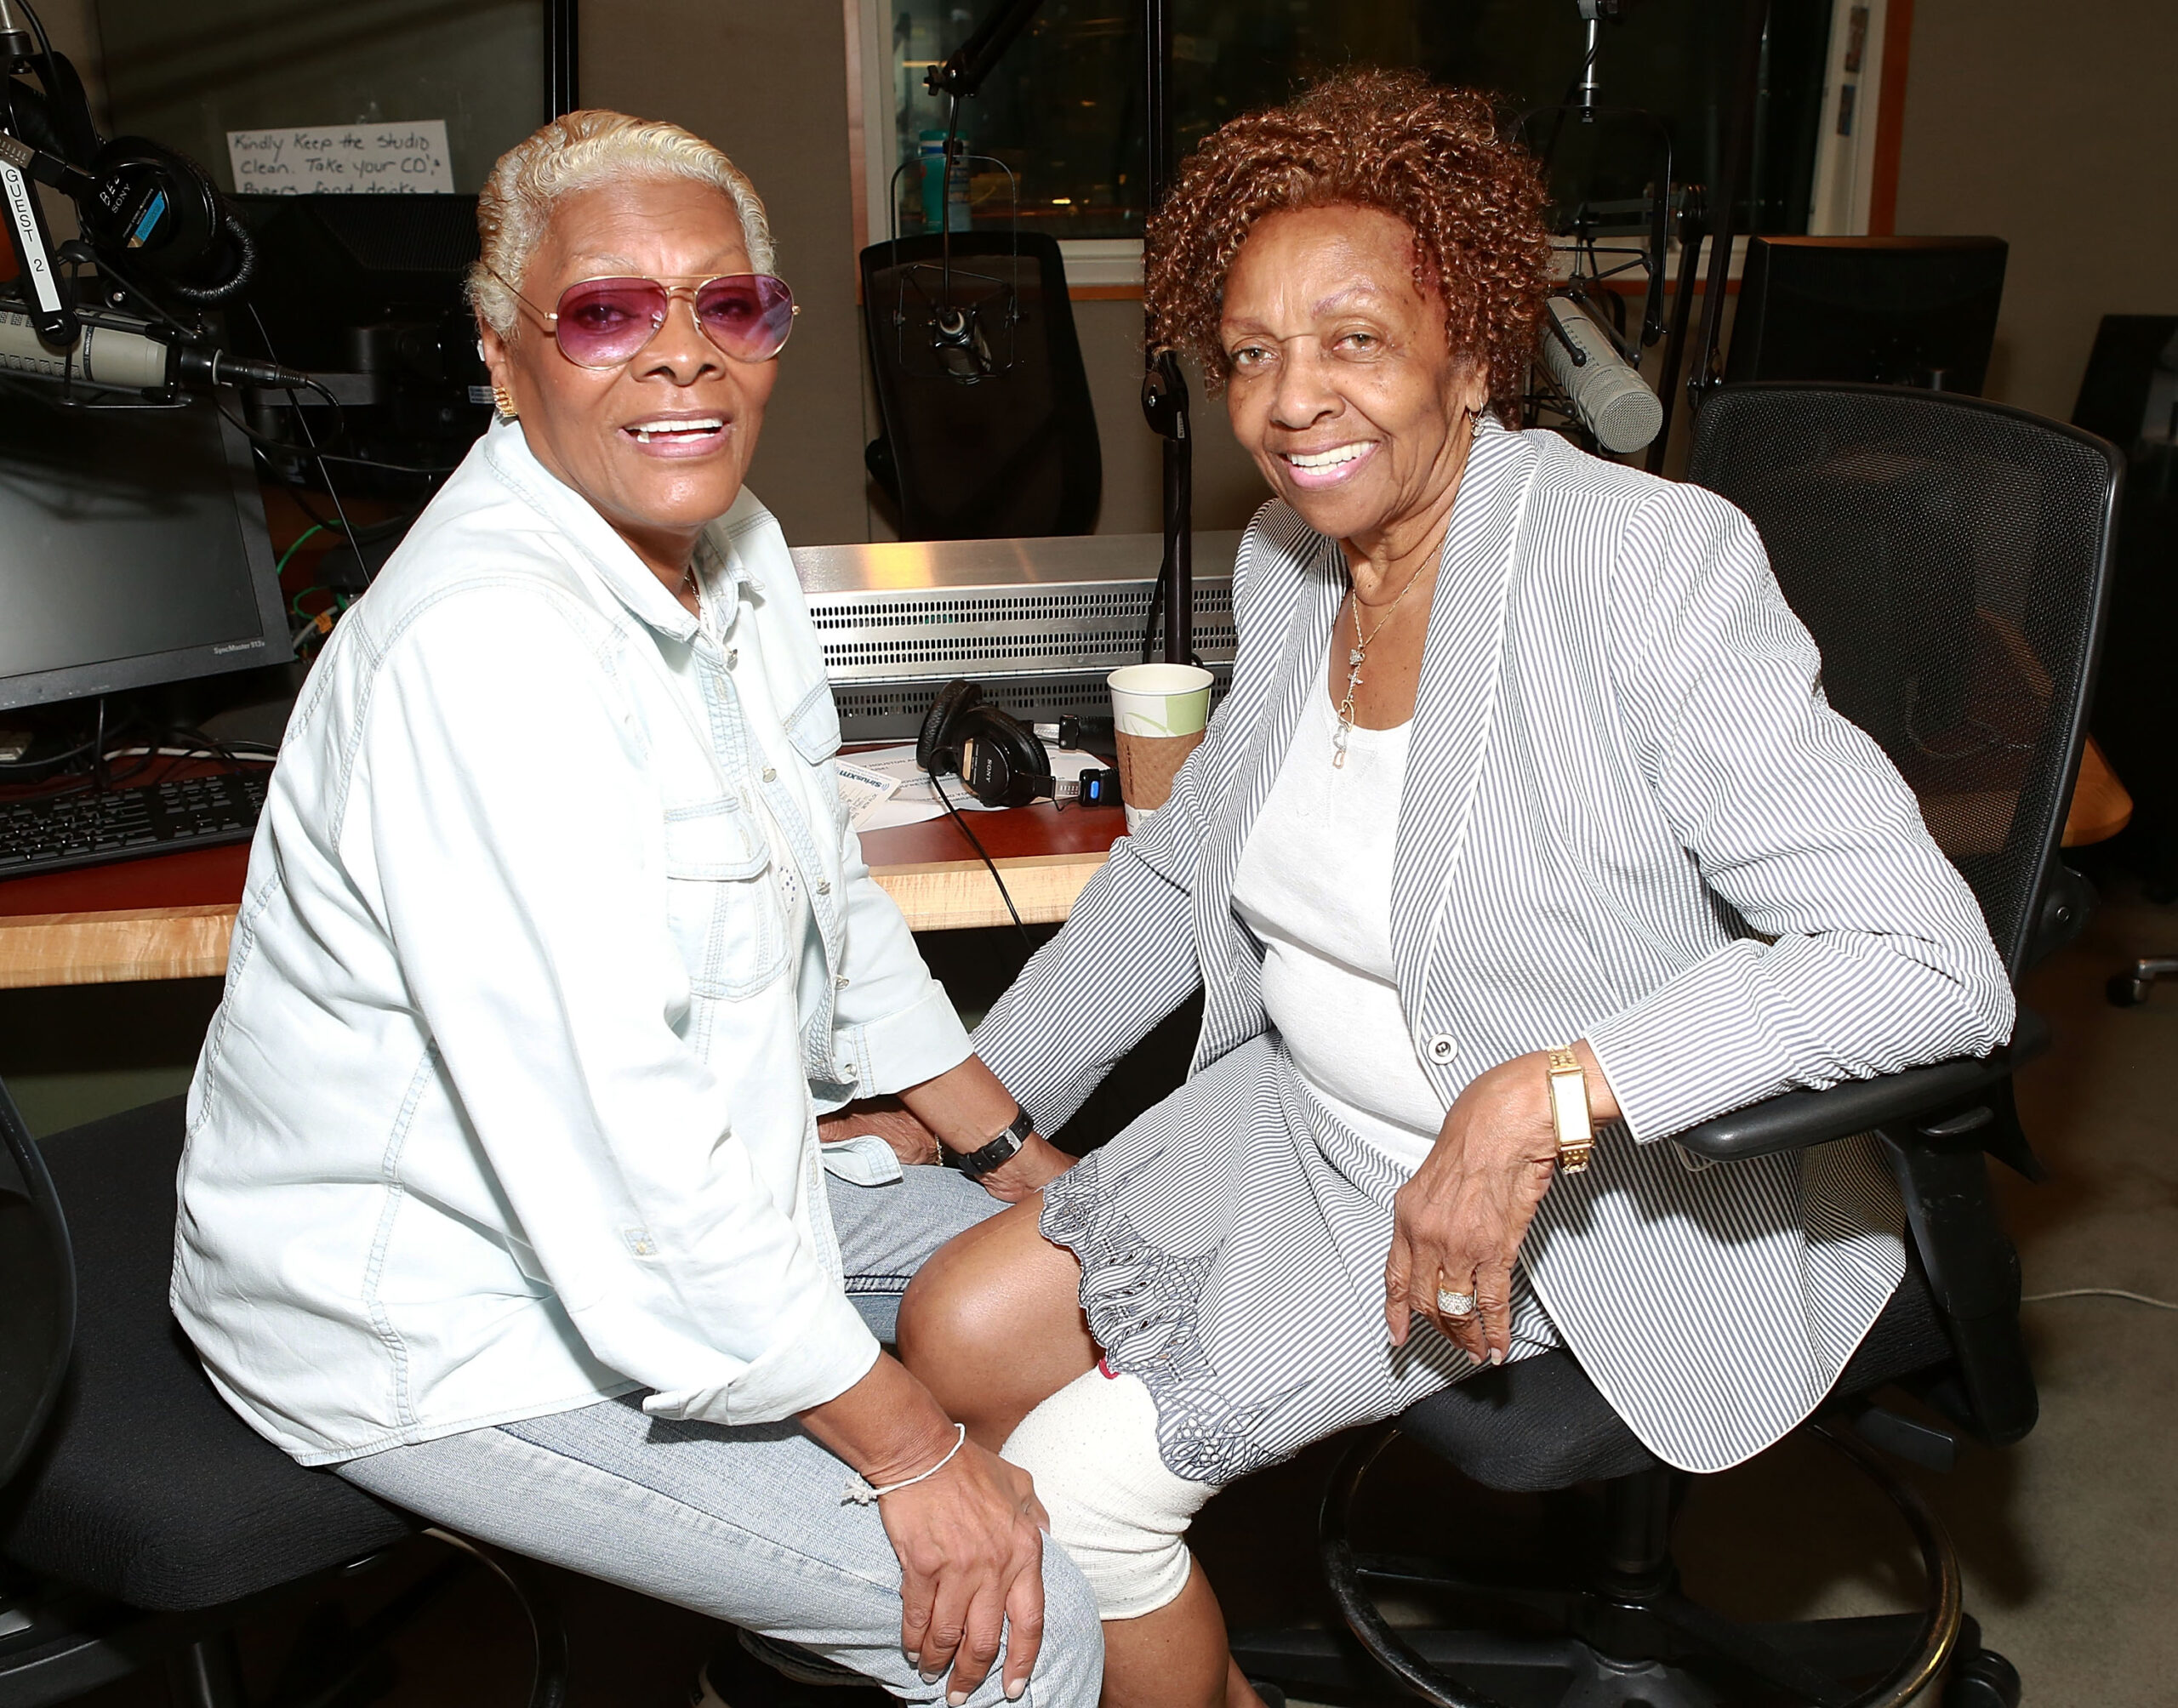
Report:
842,1421,967,1506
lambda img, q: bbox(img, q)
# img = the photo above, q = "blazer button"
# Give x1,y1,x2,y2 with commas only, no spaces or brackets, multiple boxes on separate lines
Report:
1426,1034,1459,1064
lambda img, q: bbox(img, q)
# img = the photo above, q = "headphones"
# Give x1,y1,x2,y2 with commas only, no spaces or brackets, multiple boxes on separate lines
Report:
916,680,1120,810
76,136,256,301
3,48,254,304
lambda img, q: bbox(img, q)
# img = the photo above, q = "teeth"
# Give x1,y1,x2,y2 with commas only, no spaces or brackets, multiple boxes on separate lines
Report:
1286,443,1371,470
630,418,724,443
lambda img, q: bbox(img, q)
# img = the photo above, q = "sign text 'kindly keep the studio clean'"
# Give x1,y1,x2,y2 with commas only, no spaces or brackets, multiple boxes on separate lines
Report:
224,121,454,195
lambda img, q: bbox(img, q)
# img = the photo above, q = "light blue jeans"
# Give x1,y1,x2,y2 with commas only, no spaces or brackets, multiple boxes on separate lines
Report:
337,1165,1101,1706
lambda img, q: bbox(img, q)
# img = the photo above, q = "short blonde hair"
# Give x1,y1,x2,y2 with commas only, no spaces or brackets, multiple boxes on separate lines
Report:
469,110,775,338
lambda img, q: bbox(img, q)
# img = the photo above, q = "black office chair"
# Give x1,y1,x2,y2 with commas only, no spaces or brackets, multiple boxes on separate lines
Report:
1234,384,2121,1708
0,1088,568,1708
860,231,1101,539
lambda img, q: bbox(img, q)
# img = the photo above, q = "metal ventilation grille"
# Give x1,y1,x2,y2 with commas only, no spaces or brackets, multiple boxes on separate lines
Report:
809,578,1237,683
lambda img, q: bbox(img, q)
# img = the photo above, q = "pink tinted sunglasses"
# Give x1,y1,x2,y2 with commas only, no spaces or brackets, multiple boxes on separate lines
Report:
490,267,799,367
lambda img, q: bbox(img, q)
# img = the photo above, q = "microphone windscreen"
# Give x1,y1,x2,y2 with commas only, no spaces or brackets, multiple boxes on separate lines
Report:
1542,296,1663,455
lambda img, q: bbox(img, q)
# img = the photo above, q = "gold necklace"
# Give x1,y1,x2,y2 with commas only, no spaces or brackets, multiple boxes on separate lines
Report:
1332,559,1432,768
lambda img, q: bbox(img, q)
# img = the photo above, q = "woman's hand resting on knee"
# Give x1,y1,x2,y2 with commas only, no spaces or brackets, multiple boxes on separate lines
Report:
1383,1043,1618,1365
802,1353,1051,1704
877,1438,1050,1703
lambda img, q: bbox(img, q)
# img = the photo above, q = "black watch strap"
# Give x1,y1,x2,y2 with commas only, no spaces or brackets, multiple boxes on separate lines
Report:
944,1106,1034,1181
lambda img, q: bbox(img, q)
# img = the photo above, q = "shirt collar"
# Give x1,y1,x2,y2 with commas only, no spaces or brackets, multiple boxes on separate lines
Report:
481,417,762,641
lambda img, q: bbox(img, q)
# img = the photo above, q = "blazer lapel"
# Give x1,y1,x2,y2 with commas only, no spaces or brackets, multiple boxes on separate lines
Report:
1389,421,1542,990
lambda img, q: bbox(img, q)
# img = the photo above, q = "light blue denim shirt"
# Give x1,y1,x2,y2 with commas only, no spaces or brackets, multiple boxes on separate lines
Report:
174,419,972,1466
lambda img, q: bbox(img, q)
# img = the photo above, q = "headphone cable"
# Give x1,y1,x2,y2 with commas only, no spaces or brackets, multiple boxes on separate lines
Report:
930,772,1032,953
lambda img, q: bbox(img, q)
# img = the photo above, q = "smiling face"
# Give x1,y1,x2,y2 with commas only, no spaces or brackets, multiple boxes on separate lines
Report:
479,175,776,584
1218,204,1489,555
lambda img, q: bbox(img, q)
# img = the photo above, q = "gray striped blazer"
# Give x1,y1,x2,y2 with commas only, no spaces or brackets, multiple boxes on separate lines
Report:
975,418,2016,1472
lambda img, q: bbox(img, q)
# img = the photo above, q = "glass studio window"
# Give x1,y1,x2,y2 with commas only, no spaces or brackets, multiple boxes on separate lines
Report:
885,0,1836,245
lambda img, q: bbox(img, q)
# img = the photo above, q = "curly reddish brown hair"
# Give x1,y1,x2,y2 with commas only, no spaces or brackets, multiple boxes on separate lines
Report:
1145,69,1552,425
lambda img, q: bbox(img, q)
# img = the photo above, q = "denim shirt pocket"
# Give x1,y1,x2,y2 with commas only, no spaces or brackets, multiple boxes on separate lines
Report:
785,682,843,763
662,795,786,1000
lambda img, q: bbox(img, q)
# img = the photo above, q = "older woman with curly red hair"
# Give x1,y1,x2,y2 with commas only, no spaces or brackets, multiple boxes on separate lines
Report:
897,71,2010,1708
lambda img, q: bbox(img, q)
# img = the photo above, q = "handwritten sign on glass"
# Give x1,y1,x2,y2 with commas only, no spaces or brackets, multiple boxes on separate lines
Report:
225,121,454,195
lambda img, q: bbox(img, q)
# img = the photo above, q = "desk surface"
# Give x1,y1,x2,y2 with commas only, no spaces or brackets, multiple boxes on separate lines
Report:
0,802,1128,988
0,742,2135,989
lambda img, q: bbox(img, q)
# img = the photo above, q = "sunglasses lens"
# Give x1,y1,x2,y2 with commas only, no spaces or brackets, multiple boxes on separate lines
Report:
695,275,796,361
553,278,668,366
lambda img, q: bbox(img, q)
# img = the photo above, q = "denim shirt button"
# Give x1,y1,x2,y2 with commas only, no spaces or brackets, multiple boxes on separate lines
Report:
727,648,738,668
816,880,831,895
761,766,777,783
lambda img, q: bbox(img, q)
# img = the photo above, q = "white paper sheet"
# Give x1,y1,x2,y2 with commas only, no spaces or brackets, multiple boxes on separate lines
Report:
225,121,454,195
844,743,1107,831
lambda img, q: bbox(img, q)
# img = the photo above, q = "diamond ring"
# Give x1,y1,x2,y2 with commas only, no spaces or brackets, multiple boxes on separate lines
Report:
1435,1287,1477,1318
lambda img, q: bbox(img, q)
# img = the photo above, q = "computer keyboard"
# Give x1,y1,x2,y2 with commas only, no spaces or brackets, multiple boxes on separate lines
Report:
0,772,268,880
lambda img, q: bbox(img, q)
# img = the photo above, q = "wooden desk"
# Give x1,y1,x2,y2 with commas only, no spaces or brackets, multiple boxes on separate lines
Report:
0,739,2135,990
0,802,1129,989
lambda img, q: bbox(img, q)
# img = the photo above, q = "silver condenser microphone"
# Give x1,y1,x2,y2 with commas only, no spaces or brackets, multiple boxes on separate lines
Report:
0,307,311,391
1542,295,1664,456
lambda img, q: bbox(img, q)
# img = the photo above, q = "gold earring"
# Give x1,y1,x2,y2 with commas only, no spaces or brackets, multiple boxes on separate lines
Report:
493,384,519,420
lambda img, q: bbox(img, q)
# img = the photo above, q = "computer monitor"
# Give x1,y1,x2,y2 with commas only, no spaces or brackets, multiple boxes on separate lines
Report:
1726,236,2009,395
0,394,288,713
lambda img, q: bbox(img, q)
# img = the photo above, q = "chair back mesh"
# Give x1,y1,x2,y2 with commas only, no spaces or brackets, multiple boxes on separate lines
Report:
1688,383,2121,976
0,1079,72,1490
861,232,1101,540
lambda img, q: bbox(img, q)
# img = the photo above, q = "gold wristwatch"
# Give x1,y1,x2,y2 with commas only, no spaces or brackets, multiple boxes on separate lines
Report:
1545,1048,1596,1174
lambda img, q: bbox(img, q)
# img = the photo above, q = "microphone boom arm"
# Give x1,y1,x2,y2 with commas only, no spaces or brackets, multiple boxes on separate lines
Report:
925,0,1049,103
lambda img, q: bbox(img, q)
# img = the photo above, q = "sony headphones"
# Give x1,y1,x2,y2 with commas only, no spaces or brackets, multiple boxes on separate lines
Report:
75,136,256,301
915,679,1120,810
3,46,254,303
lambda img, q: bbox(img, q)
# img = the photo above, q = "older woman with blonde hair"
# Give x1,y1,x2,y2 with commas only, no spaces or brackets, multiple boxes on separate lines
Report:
173,110,1090,1706
895,70,2012,1708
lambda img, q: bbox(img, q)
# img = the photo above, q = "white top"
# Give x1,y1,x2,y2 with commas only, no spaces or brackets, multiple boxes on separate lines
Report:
1232,689,1445,1169
174,419,972,1466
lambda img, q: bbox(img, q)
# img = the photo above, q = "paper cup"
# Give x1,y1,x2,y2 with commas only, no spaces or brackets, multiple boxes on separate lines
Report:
1109,663,1213,827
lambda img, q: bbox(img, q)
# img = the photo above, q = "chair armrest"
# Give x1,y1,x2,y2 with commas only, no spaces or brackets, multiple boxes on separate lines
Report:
1673,1009,2049,1164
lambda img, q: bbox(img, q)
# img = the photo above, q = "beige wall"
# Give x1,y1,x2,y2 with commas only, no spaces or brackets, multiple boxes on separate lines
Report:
582,1,871,546
1893,0,2178,422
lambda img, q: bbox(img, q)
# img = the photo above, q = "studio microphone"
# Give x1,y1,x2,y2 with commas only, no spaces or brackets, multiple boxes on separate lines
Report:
1541,295,1663,456
0,306,311,392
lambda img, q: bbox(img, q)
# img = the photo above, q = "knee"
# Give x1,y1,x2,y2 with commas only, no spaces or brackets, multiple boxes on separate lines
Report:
1002,1369,1215,1622
896,1234,1002,1375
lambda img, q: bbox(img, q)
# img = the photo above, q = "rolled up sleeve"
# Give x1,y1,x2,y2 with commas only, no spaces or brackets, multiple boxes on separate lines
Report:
824,817,973,1103
355,589,878,1424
